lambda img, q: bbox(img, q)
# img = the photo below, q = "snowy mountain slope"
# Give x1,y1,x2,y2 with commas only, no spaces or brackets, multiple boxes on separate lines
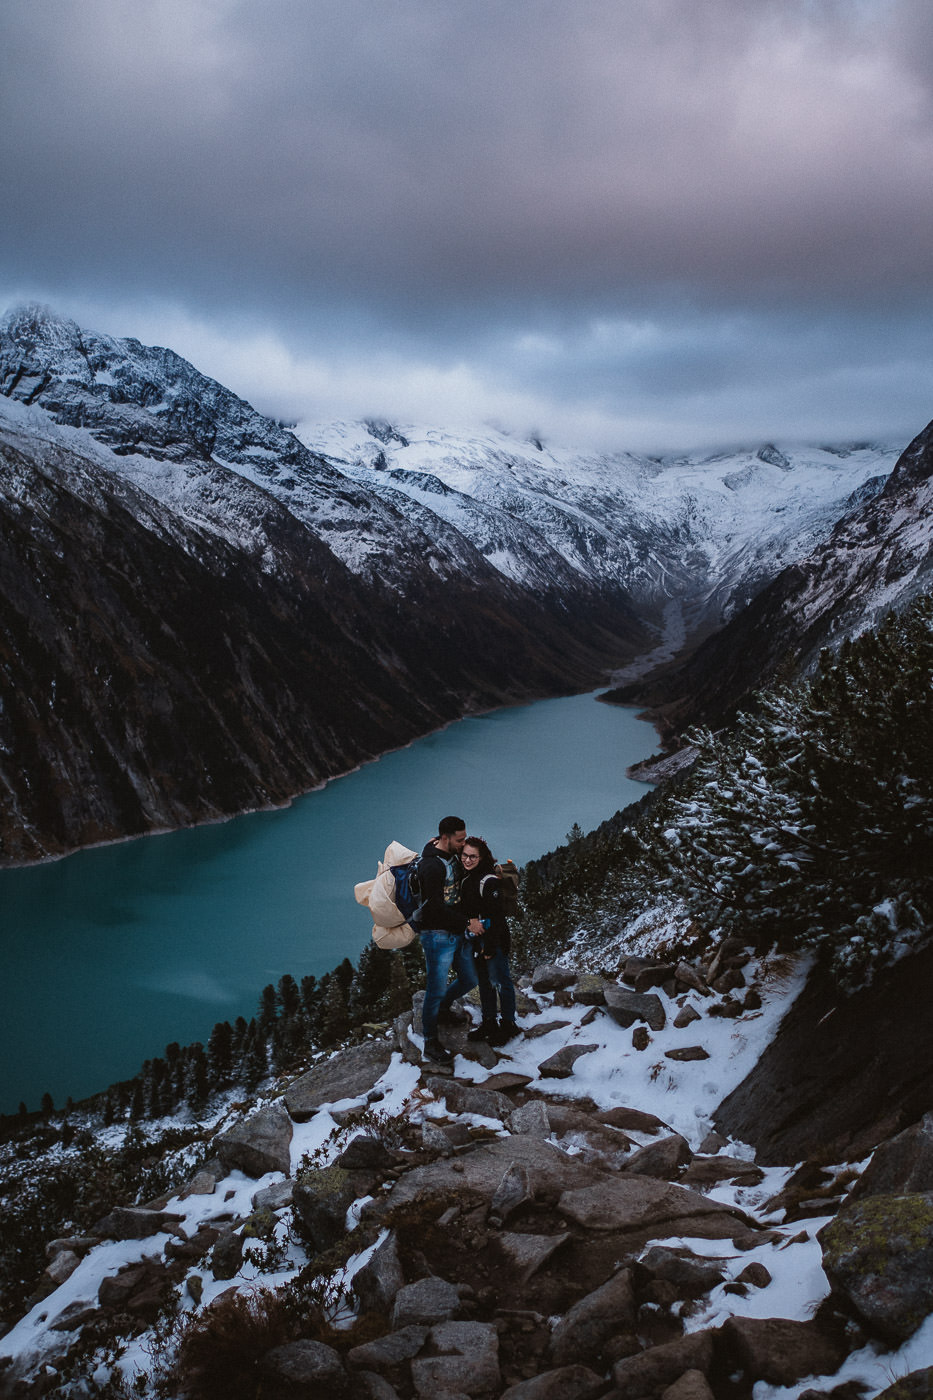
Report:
617,415,933,736
302,417,899,628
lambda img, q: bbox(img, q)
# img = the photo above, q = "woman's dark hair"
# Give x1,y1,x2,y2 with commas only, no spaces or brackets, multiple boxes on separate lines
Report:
463,836,495,876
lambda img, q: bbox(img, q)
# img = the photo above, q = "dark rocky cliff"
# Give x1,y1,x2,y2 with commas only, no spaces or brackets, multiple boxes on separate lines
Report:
0,423,643,865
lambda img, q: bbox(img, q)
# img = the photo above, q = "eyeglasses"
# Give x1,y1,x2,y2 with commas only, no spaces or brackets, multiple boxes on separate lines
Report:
461,853,479,862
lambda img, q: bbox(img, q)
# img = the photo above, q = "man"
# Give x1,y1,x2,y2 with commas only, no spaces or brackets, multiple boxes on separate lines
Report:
418,815,478,1065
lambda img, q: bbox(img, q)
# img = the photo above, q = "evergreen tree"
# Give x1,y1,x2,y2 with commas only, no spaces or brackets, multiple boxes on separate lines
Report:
257,984,278,1036
640,595,933,981
40,1092,54,1116
207,1021,234,1089
318,976,350,1046
243,1023,268,1090
380,955,412,1019
186,1043,209,1113
276,974,301,1021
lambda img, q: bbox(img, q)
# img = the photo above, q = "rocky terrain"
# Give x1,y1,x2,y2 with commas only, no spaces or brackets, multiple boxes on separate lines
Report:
4,931,933,1400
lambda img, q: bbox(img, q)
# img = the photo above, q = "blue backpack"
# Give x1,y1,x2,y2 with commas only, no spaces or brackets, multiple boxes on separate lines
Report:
390,860,424,926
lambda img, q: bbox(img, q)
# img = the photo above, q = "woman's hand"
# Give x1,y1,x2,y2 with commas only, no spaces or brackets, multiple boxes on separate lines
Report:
467,917,484,936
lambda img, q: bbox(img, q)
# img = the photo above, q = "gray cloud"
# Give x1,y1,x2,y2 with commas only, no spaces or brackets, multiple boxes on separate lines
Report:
2,0,933,447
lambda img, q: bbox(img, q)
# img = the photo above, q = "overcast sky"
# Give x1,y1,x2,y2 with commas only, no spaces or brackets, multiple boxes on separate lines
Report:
3,0,933,451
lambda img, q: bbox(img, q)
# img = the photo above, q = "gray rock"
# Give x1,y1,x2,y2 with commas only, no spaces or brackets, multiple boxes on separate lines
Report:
873,1367,933,1399
426,1076,514,1121
600,1106,669,1135
354,1231,405,1313
409,1320,500,1396
49,1300,102,1332
497,1231,570,1283
179,1170,218,1198
665,1046,710,1061
347,1325,429,1372
334,1134,395,1171
624,1134,692,1180
354,1372,404,1400
572,975,607,1005
673,1005,702,1028
394,1010,420,1065
98,1259,177,1318
523,1019,573,1039
633,963,677,993
548,1265,636,1365
735,1261,772,1288
661,1369,716,1400
681,1156,764,1187
558,1176,746,1240
849,1113,933,1202
422,1118,454,1155
510,1100,551,1137
211,1228,244,1281
604,986,666,1031
820,1192,933,1342
292,1166,358,1252
384,1135,601,1212
95,1206,184,1240
284,1042,394,1120
632,1026,651,1051
45,1250,81,1286
721,1315,850,1386
500,1365,606,1399
251,1178,294,1212
537,1044,599,1078
531,965,576,992
259,1338,345,1388
639,1246,727,1296
490,1163,533,1224
214,1101,293,1178
392,1276,461,1329
612,1331,715,1399
675,962,712,995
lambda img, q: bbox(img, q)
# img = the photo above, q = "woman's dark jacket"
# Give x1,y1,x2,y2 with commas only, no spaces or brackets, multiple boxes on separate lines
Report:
460,869,511,958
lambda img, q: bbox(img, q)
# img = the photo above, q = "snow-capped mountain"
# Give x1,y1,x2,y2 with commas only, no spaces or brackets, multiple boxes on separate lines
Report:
616,415,933,737
0,305,908,861
300,417,898,633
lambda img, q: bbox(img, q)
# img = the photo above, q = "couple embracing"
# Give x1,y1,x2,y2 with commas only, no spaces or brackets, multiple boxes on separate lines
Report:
418,815,519,1066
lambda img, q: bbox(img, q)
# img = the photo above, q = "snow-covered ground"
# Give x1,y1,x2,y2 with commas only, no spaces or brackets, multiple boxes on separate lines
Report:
3,936,930,1398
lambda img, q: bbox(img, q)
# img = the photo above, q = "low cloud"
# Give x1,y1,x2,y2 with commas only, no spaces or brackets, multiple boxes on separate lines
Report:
2,0,932,448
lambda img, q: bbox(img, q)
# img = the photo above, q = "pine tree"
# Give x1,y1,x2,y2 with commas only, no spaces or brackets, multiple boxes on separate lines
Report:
318,976,350,1046
380,955,412,1019
186,1043,210,1113
207,1021,234,1089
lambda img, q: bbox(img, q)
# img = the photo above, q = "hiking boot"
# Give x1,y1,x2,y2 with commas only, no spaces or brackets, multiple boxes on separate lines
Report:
437,1003,468,1026
466,1021,498,1043
423,1037,454,1066
490,1020,521,1046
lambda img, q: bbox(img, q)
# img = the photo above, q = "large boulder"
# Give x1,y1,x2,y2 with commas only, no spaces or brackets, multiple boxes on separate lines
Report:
284,1042,394,1120
873,1368,933,1399
720,1315,850,1387
611,1331,716,1400
214,1101,293,1178
604,986,666,1032
381,1135,602,1212
425,1076,514,1121
409,1320,500,1396
292,1166,359,1252
558,1176,748,1246
259,1339,345,1391
353,1231,405,1313
548,1266,636,1366
391,1276,461,1330
500,1366,606,1399
820,1193,933,1342
848,1113,933,1202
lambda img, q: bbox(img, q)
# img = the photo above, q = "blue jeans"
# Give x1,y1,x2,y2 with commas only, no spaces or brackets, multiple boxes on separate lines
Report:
476,946,516,1025
420,930,478,1039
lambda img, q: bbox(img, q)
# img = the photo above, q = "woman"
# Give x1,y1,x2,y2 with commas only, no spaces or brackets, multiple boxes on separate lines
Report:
460,836,520,1046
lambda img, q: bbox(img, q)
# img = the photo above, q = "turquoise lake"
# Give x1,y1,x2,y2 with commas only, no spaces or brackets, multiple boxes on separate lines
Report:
0,692,655,1114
